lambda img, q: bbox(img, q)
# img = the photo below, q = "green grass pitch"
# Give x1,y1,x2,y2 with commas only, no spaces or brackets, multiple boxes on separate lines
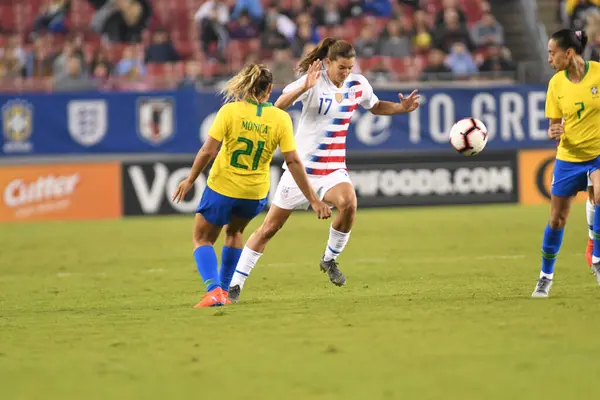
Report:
2,204,600,399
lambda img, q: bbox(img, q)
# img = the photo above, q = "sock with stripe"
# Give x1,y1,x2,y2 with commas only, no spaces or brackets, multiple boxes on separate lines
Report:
193,246,220,292
593,205,600,264
230,246,262,289
323,225,351,262
540,223,564,280
219,246,243,292
586,199,594,240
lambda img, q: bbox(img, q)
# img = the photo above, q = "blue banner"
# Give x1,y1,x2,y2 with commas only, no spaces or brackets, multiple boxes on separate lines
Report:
0,85,554,157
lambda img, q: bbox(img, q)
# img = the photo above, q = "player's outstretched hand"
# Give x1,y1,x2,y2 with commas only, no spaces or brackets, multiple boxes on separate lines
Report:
548,124,564,140
399,90,420,113
311,200,332,220
172,179,193,203
303,60,322,90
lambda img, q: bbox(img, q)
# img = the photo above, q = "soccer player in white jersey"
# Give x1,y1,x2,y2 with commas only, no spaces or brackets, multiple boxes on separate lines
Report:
227,38,420,302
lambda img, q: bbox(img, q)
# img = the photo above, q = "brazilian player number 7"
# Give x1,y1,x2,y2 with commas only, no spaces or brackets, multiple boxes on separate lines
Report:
230,137,266,170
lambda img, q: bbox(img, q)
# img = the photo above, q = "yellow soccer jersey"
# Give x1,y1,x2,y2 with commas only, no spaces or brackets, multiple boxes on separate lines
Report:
546,61,600,162
207,100,296,200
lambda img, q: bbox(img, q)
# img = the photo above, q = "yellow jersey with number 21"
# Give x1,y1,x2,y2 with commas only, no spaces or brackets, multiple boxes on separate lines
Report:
546,61,600,162
206,100,297,200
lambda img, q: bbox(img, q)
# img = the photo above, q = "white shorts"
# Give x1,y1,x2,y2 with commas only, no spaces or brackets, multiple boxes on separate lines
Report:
272,169,352,210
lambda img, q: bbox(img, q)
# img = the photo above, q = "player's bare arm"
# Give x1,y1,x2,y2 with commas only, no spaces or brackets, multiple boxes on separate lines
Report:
548,118,564,140
275,60,322,110
369,90,421,115
282,149,331,220
172,137,221,203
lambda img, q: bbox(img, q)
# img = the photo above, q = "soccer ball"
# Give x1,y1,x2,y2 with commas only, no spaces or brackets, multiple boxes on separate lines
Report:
449,118,488,156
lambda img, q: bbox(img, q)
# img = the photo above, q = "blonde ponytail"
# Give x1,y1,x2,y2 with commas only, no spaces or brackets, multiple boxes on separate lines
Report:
220,63,273,103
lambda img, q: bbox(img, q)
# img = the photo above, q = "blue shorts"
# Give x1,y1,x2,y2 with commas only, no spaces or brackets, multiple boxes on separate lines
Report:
196,186,268,226
552,156,600,197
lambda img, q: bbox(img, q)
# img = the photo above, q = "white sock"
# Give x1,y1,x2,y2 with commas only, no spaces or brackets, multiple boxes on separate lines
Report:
323,225,351,261
539,271,554,280
229,246,262,289
593,256,600,265
587,199,595,239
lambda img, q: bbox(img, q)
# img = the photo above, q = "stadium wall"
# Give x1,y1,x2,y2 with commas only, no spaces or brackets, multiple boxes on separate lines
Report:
0,85,572,222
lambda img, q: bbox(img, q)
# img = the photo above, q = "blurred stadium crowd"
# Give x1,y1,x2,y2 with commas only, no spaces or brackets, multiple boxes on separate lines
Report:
562,0,600,60
0,0,519,92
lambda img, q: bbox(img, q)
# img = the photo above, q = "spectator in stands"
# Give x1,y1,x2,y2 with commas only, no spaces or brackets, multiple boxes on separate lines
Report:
144,28,180,64
261,18,291,50
270,47,296,86
90,45,113,76
197,1,230,60
410,8,433,53
354,18,379,57
341,0,365,20
362,0,392,17
319,0,343,27
0,34,26,77
282,0,308,21
115,44,146,78
433,8,474,52
570,0,597,30
89,0,152,43
470,11,504,48
478,44,516,76
52,38,85,76
378,19,411,58
55,56,96,91
195,0,230,25
435,0,467,28
26,36,54,78
228,11,259,39
446,42,477,77
261,5,297,41
231,0,264,24
291,23,315,58
32,0,71,35
178,60,206,89
419,48,452,81
91,62,111,87
587,30,600,60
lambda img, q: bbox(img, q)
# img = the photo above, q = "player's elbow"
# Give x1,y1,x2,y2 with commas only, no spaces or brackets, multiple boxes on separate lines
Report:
275,97,290,110
282,151,301,166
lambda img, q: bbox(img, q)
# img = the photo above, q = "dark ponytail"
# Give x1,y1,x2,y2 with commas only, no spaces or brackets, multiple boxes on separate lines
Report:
551,28,588,55
297,37,356,73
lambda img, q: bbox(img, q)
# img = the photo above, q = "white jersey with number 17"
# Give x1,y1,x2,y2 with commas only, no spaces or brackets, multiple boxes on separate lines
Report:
281,71,379,176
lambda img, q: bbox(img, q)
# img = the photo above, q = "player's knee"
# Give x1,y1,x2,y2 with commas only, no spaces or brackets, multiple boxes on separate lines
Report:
549,214,567,229
337,196,357,216
593,192,600,206
193,229,215,247
258,221,281,240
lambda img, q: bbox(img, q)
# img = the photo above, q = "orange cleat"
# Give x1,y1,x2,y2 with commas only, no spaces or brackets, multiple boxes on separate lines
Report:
193,287,226,308
221,290,232,305
586,238,593,267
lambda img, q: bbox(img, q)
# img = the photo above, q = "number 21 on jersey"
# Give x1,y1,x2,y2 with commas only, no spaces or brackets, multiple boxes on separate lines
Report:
230,137,265,171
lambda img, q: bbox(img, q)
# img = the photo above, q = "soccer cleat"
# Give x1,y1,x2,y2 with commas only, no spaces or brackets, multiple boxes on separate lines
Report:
586,238,593,267
320,257,347,286
221,290,232,305
228,285,241,303
592,263,600,285
193,287,226,308
531,277,553,298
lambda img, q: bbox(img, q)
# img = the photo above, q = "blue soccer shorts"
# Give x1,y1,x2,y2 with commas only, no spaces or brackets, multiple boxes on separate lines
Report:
196,186,268,226
552,155,600,197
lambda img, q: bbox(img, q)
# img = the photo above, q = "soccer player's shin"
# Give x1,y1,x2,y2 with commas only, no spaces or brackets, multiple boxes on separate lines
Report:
230,246,262,289
540,223,564,279
592,204,600,264
193,246,220,292
323,225,351,261
587,199,595,239
220,246,242,291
